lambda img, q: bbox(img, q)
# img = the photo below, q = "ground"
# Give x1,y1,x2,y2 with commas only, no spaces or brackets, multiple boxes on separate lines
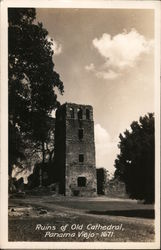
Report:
8,195,154,242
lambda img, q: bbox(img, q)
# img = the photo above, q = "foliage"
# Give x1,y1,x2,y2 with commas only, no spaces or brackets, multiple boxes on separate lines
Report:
114,113,155,203
8,8,64,175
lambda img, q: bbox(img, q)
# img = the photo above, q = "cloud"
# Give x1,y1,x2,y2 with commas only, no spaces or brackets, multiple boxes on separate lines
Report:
47,35,62,55
96,69,120,80
93,29,153,69
94,124,118,173
52,39,62,55
85,63,95,71
85,63,119,80
86,29,153,80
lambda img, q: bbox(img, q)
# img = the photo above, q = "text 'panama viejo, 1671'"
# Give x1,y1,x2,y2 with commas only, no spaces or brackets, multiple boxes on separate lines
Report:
35,223,125,239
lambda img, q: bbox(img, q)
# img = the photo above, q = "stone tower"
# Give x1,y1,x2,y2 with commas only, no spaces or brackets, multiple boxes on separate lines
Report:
54,103,97,196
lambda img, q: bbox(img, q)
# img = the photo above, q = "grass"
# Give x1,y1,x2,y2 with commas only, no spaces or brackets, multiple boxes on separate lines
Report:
8,196,155,242
46,200,154,218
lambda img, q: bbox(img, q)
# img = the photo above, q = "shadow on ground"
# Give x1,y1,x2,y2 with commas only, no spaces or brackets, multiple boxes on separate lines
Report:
88,209,154,219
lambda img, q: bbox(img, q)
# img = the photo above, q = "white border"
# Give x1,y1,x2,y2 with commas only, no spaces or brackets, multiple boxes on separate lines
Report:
0,1,160,249
0,0,161,9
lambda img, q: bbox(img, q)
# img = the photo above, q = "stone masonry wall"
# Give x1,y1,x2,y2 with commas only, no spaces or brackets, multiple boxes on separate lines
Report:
54,103,97,196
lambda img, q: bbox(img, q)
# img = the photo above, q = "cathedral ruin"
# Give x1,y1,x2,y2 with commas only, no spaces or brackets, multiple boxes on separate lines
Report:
54,103,97,196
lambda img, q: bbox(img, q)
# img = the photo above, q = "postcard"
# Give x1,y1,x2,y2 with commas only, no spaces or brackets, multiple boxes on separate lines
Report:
0,0,160,249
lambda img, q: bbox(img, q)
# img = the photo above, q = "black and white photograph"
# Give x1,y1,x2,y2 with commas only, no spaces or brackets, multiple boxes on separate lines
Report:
0,0,160,249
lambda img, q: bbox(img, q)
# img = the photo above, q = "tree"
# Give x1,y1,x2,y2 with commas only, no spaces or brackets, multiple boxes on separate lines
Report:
114,113,155,203
8,8,64,177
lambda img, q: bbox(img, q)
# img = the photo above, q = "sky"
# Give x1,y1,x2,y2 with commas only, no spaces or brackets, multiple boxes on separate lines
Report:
36,8,154,175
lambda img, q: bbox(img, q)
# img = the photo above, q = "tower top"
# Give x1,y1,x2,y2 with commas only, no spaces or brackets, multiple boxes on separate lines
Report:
56,102,93,121
61,102,92,109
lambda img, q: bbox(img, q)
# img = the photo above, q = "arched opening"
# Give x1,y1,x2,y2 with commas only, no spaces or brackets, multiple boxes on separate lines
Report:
79,154,84,163
86,109,90,119
78,129,83,140
77,108,82,119
69,107,74,118
77,177,86,187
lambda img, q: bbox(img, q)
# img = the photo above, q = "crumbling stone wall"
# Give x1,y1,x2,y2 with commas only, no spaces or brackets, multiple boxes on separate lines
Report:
96,168,127,198
54,103,97,196
105,178,127,198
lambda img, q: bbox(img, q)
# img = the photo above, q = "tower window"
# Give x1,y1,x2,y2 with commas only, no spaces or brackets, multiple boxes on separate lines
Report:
86,109,90,119
79,154,84,163
69,107,74,118
78,129,83,140
77,108,83,119
77,177,86,187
